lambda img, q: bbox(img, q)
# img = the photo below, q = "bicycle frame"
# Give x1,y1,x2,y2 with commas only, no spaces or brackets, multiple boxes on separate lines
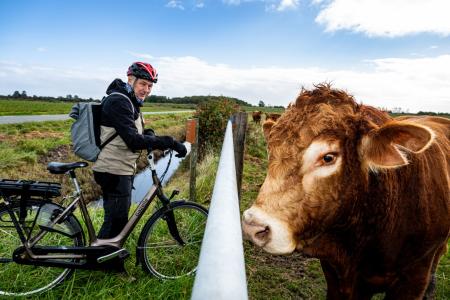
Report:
12,151,176,261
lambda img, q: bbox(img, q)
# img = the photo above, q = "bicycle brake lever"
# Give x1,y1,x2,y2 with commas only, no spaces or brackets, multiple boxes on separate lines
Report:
168,189,179,200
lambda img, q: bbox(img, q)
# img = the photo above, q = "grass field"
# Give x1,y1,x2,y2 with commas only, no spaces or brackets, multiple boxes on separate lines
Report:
242,106,285,113
0,113,193,202
0,99,194,116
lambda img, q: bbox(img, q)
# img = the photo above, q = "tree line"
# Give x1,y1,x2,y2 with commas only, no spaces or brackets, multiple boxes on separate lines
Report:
0,91,258,107
0,91,98,102
147,95,253,106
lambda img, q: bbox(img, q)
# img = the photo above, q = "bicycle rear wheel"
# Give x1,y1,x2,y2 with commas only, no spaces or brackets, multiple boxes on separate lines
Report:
138,201,208,279
0,200,84,296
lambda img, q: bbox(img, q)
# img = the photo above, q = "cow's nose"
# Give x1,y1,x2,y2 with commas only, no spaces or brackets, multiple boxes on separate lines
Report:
242,209,271,247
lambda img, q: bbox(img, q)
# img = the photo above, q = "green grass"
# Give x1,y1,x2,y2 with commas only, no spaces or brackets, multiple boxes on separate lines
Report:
0,120,72,168
0,99,193,116
242,106,285,113
0,114,193,172
0,99,75,115
436,245,450,298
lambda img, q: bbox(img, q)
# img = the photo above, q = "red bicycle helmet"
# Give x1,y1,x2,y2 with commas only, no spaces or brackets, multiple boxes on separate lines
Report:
127,62,158,83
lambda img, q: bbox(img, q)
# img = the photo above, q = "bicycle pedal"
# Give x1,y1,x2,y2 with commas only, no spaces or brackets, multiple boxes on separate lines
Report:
97,248,130,264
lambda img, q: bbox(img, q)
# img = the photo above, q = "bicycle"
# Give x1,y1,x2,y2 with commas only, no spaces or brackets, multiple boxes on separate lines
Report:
0,149,208,296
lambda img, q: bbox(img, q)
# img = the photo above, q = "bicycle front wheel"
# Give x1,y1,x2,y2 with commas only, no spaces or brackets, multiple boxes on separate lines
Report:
138,201,208,279
0,200,84,297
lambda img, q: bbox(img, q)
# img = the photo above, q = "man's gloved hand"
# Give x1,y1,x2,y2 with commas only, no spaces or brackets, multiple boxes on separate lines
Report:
151,136,187,158
143,128,155,136
152,136,174,151
172,140,187,158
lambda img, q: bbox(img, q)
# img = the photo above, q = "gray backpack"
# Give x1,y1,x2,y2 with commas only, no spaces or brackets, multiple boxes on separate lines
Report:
69,92,134,162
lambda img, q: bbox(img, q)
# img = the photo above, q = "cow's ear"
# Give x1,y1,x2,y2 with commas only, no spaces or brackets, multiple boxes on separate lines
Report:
262,120,275,142
360,121,435,170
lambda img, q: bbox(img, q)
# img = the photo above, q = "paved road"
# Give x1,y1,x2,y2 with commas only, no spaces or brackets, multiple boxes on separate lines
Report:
0,110,194,124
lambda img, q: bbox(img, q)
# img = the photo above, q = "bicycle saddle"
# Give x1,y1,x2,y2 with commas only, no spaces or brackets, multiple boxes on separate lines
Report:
47,161,88,174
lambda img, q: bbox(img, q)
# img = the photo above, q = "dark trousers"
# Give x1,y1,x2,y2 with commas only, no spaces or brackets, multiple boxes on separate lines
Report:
93,172,133,239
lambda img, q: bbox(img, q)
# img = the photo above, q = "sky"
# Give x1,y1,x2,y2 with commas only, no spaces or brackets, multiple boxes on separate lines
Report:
1,0,450,113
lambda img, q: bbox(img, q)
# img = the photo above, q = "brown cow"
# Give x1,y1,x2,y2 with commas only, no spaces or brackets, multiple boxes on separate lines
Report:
243,84,449,299
252,111,262,124
265,113,282,122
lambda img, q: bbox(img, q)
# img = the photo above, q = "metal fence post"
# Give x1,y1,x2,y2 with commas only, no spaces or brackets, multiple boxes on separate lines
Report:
186,119,199,202
191,120,248,300
231,112,247,202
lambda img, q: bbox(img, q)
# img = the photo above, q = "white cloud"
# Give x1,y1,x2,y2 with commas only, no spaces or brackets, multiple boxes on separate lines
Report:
166,0,184,10
1,54,450,113
224,0,300,11
276,0,299,11
223,0,242,5
195,1,205,8
36,47,47,52
128,51,154,60
314,0,450,37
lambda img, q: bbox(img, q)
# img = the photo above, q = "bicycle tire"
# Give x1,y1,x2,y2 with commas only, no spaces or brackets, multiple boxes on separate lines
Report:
0,200,84,297
138,201,208,279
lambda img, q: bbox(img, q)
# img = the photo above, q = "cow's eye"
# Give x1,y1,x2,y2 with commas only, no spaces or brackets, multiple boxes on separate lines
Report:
322,153,336,164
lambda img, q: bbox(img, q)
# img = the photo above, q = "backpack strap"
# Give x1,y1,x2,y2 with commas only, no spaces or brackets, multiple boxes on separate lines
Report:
99,92,136,150
108,92,135,113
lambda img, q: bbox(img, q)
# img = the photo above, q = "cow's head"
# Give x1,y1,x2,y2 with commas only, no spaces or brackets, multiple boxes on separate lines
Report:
242,85,435,255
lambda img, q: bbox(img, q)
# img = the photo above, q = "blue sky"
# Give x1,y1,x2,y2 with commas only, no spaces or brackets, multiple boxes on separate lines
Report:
1,0,450,112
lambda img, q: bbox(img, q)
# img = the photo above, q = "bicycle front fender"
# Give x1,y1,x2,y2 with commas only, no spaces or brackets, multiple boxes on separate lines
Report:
135,200,189,267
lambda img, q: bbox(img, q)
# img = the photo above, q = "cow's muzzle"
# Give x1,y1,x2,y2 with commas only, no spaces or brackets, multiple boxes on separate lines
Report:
242,209,271,247
242,207,297,255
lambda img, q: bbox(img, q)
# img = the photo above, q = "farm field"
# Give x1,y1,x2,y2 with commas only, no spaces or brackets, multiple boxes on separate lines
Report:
0,113,192,201
243,106,285,113
0,99,195,116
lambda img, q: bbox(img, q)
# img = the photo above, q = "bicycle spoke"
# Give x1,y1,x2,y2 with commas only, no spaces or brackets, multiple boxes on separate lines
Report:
139,202,208,279
0,227,22,241
0,201,83,297
139,239,203,249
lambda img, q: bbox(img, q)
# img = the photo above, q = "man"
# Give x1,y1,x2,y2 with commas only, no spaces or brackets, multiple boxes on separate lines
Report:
92,62,186,241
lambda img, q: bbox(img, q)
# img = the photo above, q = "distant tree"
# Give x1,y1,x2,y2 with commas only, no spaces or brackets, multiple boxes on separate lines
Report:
73,95,79,100
66,94,73,100
21,90,27,98
258,100,265,107
12,91,21,98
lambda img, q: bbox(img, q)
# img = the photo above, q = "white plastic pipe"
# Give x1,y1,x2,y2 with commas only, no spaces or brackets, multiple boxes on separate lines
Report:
191,120,248,300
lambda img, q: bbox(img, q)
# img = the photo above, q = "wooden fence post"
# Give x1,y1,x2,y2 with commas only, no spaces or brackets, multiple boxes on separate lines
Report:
231,112,248,202
186,119,199,202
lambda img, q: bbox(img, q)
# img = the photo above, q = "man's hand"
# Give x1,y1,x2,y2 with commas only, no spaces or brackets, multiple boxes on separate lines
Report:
143,128,155,136
150,136,187,157
172,140,187,158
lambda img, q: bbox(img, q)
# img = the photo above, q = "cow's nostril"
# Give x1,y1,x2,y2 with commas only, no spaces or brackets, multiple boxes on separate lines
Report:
255,226,270,241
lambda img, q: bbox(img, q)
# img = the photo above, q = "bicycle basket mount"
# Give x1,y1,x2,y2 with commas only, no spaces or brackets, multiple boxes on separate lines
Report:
0,179,61,199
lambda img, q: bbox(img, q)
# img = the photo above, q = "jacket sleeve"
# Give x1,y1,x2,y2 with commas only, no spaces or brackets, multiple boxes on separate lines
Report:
102,95,153,151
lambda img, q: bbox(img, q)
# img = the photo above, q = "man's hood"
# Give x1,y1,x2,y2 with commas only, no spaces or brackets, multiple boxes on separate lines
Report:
106,78,129,96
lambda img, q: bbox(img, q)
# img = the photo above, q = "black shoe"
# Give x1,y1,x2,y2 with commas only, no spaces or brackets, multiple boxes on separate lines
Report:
104,259,127,273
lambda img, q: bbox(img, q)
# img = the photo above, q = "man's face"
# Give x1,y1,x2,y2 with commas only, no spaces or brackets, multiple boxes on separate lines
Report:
132,78,153,100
